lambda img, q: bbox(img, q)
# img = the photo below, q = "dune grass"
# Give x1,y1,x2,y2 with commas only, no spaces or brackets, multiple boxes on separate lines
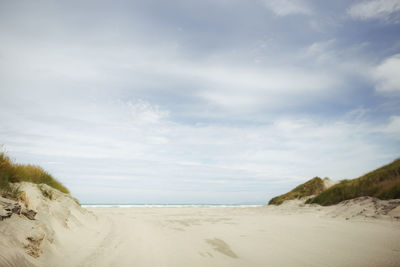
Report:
268,177,327,205
0,152,69,194
306,159,400,206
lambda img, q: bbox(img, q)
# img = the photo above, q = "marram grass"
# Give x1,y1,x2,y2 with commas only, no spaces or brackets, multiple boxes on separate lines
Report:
0,152,69,194
306,159,400,206
269,159,400,206
268,177,327,205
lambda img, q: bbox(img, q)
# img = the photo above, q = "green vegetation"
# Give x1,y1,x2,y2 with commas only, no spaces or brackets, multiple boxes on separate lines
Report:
268,177,327,205
0,152,69,195
306,159,400,206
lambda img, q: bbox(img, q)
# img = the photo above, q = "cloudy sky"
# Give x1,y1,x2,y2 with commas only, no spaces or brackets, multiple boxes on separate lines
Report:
1,0,400,204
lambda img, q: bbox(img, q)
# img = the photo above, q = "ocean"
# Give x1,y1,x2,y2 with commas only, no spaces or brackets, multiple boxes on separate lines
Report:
82,204,263,208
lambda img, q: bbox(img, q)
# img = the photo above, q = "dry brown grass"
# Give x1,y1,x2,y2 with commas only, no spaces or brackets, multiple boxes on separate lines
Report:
0,152,69,194
307,159,400,206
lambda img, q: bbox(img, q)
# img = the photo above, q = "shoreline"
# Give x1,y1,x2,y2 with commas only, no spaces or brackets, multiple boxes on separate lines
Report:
82,204,264,208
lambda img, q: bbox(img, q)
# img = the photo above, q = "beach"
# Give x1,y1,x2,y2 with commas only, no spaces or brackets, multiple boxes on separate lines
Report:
47,202,400,267
2,183,400,267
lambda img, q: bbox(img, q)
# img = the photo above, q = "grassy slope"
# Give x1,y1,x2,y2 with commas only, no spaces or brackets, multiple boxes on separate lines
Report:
306,159,400,206
0,152,69,194
268,177,327,205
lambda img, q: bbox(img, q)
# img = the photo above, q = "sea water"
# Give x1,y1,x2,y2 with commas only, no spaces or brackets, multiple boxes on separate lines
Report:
82,204,263,208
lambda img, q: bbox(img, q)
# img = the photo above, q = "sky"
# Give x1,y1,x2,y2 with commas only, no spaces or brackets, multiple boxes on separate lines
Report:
0,0,400,204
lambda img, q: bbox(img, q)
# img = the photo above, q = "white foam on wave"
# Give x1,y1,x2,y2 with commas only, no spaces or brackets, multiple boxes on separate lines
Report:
82,204,263,208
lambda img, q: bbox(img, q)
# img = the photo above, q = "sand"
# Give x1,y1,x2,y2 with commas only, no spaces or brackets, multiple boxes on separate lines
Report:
1,184,400,267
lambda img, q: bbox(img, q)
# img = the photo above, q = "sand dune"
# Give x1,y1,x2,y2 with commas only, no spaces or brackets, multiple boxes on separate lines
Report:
1,183,400,267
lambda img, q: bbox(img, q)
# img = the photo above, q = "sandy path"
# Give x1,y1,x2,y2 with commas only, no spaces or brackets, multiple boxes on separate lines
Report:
63,207,400,267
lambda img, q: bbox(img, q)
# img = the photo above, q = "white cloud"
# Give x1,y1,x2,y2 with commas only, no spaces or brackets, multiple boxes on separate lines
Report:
384,115,400,136
348,0,400,22
0,35,342,113
305,40,337,61
194,66,339,110
263,0,312,16
1,0,399,204
1,94,398,203
374,54,400,94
